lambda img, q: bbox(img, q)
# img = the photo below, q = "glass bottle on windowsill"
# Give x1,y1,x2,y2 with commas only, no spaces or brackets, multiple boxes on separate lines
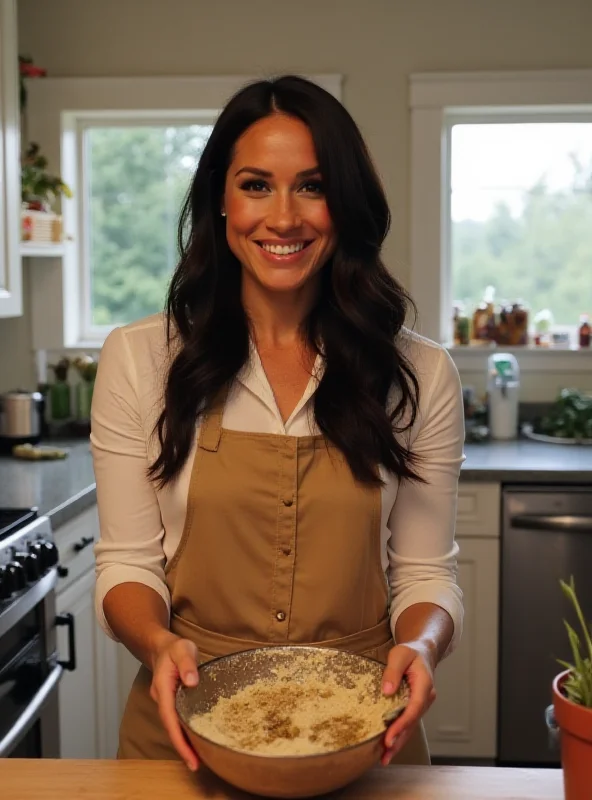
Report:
49,357,71,420
579,314,591,348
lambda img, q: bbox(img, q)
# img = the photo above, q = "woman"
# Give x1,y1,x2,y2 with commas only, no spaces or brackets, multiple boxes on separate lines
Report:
91,74,464,770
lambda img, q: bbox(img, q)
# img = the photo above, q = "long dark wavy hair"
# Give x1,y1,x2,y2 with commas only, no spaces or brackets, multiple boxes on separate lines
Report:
149,75,422,487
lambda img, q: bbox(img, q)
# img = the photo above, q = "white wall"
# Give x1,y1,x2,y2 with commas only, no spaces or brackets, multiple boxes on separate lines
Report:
3,0,592,396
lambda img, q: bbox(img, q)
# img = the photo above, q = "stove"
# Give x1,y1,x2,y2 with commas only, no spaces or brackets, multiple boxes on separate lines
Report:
0,508,56,600
0,506,69,758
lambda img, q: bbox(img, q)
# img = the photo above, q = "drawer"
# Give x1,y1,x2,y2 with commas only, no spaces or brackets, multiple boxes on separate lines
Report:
456,483,500,538
54,505,99,594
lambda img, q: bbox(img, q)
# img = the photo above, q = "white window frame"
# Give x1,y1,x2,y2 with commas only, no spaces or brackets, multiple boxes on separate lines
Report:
25,74,342,350
409,69,592,372
64,109,218,343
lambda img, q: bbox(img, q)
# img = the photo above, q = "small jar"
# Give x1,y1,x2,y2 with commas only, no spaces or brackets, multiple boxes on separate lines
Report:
76,380,95,421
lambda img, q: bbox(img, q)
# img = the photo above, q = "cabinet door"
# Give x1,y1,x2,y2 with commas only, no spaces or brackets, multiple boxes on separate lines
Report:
94,614,121,758
56,570,100,759
423,537,500,759
0,0,22,318
55,504,121,758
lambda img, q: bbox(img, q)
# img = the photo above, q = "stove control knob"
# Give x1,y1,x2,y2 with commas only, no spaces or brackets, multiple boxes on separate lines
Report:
41,540,59,568
29,541,50,572
0,565,15,600
13,551,40,583
6,561,26,592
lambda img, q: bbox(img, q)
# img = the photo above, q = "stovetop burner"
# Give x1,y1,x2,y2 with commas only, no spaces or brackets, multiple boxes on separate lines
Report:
0,508,38,542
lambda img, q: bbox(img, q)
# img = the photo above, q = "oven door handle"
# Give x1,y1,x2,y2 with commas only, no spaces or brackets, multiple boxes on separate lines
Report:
510,514,592,532
56,612,77,671
0,663,63,757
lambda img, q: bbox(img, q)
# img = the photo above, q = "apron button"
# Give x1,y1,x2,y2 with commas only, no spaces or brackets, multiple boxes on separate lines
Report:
281,546,291,556
276,611,286,622
283,497,293,507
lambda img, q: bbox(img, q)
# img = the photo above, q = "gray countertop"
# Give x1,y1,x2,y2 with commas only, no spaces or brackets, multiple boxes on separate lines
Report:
462,439,592,483
0,439,97,528
1,437,592,530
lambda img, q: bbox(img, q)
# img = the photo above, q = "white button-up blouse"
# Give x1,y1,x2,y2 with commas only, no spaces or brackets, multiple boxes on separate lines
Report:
91,314,465,656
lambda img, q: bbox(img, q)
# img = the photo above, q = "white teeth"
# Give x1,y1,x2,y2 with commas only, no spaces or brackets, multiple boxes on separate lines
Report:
261,242,305,255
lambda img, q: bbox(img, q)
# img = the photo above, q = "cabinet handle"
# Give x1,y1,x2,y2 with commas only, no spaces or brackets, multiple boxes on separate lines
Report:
56,612,77,671
57,565,69,578
510,514,592,532
73,536,94,553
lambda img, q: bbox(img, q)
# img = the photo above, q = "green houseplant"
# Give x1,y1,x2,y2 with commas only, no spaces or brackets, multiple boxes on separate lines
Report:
552,576,592,800
21,142,73,211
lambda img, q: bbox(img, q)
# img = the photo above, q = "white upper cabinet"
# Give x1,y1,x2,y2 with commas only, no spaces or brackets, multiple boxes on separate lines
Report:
0,0,22,318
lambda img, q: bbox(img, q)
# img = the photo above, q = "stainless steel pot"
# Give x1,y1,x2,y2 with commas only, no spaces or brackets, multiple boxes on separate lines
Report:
0,390,44,448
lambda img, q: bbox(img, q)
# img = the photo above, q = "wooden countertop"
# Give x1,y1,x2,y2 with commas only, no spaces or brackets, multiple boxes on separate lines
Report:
1,759,563,799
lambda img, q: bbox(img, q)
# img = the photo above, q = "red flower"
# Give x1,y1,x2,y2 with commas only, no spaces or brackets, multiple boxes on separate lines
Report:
19,62,46,78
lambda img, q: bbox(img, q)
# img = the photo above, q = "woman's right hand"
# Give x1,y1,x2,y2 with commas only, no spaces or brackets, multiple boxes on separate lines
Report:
149,633,200,771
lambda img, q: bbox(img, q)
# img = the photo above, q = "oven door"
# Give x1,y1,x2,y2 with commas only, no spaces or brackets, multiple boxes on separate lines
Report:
0,569,65,757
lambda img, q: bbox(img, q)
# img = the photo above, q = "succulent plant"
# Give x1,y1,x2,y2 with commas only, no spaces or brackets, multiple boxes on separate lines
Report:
557,576,592,708
49,357,70,383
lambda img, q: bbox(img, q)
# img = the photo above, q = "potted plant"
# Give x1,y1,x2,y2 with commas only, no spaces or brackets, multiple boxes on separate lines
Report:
552,576,592,799
21,142,72,243
21,142,72,211
18,55,47,113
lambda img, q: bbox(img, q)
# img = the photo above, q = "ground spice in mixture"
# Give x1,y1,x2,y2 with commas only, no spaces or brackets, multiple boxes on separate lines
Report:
189,666,406,756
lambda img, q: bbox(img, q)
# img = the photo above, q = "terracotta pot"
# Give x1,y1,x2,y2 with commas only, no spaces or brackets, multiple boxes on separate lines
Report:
553,670,592,800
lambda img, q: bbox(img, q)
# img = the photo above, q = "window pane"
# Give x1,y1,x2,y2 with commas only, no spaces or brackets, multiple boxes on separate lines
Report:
86,124,212,326
450,122,592,329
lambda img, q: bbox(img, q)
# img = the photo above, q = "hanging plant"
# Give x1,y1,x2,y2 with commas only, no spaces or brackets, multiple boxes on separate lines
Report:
19,55,46,112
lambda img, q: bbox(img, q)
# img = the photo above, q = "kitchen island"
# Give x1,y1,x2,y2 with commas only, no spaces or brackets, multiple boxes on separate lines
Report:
1,760,563,799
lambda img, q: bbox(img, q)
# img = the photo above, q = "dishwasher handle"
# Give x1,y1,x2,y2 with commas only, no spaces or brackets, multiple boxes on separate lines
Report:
510,514,592,532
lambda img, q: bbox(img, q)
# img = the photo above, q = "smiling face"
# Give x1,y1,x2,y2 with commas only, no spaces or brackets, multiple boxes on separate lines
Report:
223,114,337,301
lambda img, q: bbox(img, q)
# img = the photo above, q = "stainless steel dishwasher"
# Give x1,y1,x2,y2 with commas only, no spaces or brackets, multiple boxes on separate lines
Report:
499,486,592,766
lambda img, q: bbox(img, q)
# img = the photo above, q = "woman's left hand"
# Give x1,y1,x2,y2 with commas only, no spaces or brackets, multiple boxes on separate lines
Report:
381,642,437,766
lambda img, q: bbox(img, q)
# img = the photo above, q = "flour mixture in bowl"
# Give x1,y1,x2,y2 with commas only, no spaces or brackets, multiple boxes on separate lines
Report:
187,648,409,756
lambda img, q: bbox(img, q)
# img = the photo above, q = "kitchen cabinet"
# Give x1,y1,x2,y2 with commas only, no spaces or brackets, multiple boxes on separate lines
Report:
55,505,120,759
0,0,22,318
423,483,500,760
56,570,100,758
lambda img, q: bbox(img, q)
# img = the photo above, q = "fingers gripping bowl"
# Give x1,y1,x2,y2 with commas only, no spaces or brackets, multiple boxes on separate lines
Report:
176,646,409,798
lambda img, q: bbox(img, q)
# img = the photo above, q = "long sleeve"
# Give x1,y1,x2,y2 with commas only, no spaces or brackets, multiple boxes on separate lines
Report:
387,347,465,659
91,326,171,640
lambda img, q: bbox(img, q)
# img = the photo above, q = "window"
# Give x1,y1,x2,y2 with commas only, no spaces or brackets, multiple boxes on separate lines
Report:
410,69,592,370
83,122,212,330
450,120,592,346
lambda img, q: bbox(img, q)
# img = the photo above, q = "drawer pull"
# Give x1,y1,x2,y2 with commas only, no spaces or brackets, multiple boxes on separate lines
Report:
72,536,94,553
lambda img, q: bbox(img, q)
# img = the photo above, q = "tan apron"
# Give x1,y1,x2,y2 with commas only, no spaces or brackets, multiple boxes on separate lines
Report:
118,388,430,765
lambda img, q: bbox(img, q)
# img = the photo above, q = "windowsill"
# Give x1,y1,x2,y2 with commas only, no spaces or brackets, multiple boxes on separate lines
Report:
447,344,592,372
20,242,66,257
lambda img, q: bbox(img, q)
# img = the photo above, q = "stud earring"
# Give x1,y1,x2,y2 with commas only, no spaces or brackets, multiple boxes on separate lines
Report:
221,210,226,217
